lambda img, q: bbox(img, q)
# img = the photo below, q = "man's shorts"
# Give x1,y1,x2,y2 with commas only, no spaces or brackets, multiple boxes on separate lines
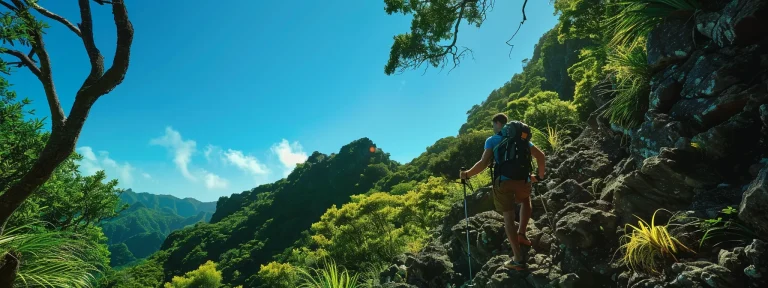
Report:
492,177,532,213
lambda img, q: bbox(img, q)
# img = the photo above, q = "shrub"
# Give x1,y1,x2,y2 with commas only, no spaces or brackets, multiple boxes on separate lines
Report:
523,99,580,131
163,260,223,288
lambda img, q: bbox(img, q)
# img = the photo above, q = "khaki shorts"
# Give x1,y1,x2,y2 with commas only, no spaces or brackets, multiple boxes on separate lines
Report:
492,177,532,212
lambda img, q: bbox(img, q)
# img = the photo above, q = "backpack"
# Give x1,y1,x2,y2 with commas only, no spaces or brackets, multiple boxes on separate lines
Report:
492,120,533,181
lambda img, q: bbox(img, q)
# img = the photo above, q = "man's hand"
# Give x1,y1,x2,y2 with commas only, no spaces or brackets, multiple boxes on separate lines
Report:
460,170,469,180
530,173,545,183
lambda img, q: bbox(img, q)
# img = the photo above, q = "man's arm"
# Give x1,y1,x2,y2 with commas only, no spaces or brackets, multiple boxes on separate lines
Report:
462,148,492,179
531,145,546,179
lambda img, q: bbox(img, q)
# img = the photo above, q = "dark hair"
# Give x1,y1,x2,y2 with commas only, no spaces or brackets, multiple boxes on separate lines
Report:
492,113,508,125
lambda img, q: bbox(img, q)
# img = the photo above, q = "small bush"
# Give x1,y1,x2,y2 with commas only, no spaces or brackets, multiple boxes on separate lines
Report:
163,260,223,288
523,99,580,131
618,209,694,275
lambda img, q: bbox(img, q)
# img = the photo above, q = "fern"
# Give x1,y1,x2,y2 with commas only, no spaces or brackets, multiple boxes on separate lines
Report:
0,221,104,288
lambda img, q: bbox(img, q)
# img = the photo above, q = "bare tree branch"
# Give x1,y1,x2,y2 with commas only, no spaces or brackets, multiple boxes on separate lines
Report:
506,0,528,58
0,0,17,11
10,0,65,126
81,0,132,98
77,0,105,88
28,1,82,37
1,49,41,78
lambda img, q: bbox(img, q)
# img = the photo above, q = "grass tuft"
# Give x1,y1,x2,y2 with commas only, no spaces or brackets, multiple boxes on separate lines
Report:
604,42,651,129
618,209,694,275
297,258,360,288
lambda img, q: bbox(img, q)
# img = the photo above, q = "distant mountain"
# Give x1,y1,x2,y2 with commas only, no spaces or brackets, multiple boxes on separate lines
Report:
119,189,217,219
101,190,217,267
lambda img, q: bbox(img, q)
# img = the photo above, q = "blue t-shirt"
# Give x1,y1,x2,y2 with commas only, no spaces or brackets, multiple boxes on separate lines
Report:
485,134,535,182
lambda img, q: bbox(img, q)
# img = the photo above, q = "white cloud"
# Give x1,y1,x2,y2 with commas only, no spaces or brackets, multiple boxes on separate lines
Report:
76,146,136,186
142,173,152,179
270,139,308,177
223,149,269,176
204,145,219,163
150,127,197,181
202,170,228,189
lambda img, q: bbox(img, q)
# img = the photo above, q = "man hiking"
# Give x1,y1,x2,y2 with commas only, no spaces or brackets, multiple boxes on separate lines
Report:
460,113,546,270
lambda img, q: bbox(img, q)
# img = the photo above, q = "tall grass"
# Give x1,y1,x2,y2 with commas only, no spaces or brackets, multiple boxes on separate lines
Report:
604,42,651,129
606,0,701,48
0,222,103,288
297,259,360,288
617,209,694,275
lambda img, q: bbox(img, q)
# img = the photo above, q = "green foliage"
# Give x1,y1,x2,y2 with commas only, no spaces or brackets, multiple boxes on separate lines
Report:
164,260,223,288
382,0,490,75
257,262,300,288
523,99,580,131
0,221,105,288
607,0,701,48
99,253,168,288
297,259,360,288
682,206,760,249
604,42,651,128
554,0,610,42
567,46,608,120
0,86,46,195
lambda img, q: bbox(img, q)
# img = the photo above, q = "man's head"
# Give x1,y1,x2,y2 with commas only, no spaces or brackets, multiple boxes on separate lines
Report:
492,113,508,133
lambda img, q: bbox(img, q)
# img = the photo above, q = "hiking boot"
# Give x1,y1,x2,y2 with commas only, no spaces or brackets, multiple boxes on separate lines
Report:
518,235,532,246
504,259,526,271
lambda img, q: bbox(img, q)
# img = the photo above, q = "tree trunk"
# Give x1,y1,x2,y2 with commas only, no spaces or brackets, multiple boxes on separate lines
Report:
0,127,78,235
0,251,20,288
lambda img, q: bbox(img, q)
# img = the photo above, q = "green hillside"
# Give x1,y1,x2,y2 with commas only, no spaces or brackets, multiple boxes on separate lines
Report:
100,192,217,267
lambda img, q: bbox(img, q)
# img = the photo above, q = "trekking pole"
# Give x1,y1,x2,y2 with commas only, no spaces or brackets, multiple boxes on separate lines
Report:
460,167,475,287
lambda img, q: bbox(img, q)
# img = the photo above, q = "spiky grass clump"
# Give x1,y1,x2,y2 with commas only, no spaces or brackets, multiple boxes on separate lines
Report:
297,258,360,288
607,0,701,48
0,222,103,287
604,42,651,129
618,209,694,275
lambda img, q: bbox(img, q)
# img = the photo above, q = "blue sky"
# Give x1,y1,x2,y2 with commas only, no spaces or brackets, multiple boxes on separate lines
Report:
7,1,558,202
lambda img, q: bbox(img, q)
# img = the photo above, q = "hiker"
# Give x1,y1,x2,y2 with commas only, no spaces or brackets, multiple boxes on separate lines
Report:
460,113,546,270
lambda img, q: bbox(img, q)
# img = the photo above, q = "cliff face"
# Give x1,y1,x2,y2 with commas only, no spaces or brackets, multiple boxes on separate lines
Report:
379,0,768,287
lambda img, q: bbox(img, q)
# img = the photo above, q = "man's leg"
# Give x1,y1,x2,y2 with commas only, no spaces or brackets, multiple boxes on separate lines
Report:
503,211,523,263
518,197,532,240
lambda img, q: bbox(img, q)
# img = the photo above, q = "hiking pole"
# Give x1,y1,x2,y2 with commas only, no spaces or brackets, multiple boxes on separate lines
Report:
460,167,475,287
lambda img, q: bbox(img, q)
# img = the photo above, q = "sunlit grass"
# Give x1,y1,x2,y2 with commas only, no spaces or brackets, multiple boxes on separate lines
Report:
606,0,701,48
618,209,694,275
297,258,360,288
604,42,651,129
0,221,103,288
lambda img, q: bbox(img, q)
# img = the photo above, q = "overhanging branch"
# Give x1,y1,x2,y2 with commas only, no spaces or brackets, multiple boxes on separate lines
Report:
29,1,82,37
1,49,41,78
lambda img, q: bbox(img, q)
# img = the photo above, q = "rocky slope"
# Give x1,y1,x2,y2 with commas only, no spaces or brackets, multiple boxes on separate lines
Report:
378,0,768,287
